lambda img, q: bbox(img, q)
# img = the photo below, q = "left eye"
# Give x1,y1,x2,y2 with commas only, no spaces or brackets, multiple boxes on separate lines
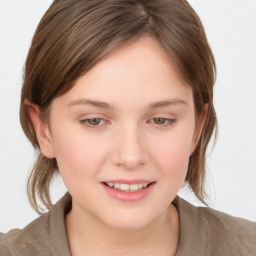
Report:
153,117,167,124
150,117,176,126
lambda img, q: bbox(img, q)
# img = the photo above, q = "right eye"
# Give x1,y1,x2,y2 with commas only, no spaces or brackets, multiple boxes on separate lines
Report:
80,118,106,128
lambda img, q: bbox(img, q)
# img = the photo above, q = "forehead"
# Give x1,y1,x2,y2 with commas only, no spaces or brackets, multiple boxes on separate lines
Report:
54,36,193,108
84,36,182,84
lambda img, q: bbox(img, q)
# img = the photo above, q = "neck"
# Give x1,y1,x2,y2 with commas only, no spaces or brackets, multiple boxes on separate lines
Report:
65,200,179,256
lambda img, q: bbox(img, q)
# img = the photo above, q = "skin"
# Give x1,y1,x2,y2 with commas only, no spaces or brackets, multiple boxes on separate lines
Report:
27,36,207,256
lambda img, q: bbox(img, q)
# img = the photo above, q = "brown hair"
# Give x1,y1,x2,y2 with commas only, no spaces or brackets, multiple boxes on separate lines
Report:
20,0,217,213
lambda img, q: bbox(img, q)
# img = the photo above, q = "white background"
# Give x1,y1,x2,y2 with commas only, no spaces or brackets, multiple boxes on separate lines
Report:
0,0,255,232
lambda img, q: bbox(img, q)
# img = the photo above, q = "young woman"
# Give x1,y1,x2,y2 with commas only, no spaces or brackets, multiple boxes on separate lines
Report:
1,0,255,255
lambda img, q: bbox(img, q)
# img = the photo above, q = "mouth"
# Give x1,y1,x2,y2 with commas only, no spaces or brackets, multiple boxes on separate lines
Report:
103,181,155,192
101,180,156,202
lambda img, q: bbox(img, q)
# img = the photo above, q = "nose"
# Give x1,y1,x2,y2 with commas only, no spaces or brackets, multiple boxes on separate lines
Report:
111,124,147,170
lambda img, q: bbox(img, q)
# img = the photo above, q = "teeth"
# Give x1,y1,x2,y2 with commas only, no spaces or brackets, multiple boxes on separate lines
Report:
130,184,139,191
105,182,151,192
114,183,120,189
120,184,129,191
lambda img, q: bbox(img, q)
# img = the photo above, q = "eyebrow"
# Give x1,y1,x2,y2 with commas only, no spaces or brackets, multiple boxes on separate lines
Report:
68,98,187,109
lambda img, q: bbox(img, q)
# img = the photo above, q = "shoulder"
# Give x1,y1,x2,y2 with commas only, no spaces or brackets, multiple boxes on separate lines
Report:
0,192,72,256
198,203,256,248
0,212,51,255
198,203,256,234
174,196,256,256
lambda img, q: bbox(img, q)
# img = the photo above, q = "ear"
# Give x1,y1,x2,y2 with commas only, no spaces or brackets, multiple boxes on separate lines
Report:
24,99,55,159
190,104,208,154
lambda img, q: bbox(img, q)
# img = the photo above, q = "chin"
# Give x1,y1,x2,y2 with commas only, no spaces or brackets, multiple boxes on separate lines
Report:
99,209,158,231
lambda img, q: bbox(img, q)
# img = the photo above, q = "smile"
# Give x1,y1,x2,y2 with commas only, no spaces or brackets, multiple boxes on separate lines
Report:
104,182,152,192
102,180,156,202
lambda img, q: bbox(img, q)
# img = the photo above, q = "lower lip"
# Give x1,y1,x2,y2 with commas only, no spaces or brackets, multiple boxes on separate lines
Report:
101,183,155,202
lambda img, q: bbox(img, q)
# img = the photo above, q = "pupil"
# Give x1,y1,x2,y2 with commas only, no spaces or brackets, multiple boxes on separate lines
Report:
88,118,101,125
154,118,165,124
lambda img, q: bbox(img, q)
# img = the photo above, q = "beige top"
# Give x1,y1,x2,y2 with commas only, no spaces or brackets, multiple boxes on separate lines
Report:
1,192,256,255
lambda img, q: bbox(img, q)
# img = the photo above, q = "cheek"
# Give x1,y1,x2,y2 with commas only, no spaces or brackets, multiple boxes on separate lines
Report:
50,125,108,183
149,126,194,179
154,140,190,183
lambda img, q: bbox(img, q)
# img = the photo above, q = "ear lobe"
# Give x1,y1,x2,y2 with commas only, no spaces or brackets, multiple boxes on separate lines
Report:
24,99,55,159
190,104,208,154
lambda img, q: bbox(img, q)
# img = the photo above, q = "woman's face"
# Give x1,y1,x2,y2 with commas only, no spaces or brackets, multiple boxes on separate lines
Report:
40,36,205,230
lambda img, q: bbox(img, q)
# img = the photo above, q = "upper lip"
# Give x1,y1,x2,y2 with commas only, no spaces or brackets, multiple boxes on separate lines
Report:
102,179,154,184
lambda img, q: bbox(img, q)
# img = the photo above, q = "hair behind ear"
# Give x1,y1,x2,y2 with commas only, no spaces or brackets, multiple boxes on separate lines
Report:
23,99,59,214
27,153,58,214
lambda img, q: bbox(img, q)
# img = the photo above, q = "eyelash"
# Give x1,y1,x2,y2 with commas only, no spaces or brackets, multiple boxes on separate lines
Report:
79,117,177,129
